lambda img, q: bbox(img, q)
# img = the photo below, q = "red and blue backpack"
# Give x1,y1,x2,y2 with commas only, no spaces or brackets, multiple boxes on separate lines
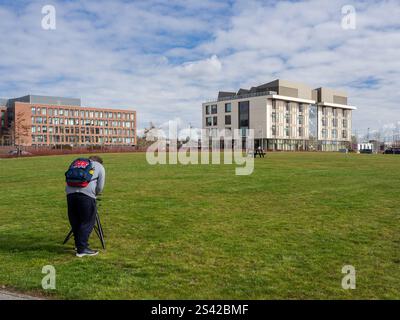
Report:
65,158,96,188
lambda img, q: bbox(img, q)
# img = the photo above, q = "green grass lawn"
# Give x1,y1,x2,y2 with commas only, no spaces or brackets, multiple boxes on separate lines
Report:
0,152,399,299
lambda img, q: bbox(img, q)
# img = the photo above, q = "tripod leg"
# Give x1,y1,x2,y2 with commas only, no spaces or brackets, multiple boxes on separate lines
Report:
93,225,101,239
62,230,74,245
95,214,106,249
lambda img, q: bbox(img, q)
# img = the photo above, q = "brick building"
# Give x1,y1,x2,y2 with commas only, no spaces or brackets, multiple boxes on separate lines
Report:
0,95,136,147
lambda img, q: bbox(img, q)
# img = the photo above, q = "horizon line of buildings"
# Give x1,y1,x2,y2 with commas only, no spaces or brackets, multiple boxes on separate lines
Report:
1,79,358,151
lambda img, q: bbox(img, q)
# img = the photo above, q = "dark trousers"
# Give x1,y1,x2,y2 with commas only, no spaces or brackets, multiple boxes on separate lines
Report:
67,193,96,251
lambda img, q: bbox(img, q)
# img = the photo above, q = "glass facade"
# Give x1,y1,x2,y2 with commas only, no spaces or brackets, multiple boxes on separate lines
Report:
238,101,249,129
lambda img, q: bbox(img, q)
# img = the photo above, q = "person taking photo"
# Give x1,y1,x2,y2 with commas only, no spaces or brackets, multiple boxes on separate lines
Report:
65,155,106,257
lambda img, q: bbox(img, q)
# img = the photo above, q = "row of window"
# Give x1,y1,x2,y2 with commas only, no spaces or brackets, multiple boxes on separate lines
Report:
272,115,348,127
205,128,348,140
31,126,134,136
207,101,351,118
205,103,232,115
275,103,350,118
272,102,306,113
31,107,135,120
322,107,350,117
207,114,349,134
271,126,304,137
206,115,233,127
321,118,348,128
272,113,305,125
271,127,348,139
208,115,348,129
321,129,348,139
32,135,134,144
31,117,134,128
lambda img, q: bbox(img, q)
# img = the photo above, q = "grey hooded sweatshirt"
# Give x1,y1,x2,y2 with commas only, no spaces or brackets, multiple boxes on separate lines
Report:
65,161,106,199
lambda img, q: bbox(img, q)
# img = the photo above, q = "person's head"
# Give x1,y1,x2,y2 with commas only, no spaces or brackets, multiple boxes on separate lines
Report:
89,155,104,164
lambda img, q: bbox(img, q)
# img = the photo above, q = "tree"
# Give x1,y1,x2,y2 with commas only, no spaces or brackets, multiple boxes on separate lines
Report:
9,111,31,155
136,122,158,149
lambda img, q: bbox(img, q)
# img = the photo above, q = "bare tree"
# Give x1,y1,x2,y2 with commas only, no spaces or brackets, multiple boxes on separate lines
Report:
9,111,30,155
136,122,158,149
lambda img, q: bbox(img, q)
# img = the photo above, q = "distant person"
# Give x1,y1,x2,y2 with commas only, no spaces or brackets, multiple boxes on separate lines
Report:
65,156,106,257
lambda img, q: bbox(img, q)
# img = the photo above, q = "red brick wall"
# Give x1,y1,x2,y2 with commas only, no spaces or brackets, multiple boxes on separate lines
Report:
14,102,137,147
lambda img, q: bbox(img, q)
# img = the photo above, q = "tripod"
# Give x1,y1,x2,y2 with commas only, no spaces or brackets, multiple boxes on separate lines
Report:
63,200,106,249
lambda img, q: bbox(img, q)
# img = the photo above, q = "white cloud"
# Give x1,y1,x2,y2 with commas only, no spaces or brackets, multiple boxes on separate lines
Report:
0,0,399,136
182,55,222,75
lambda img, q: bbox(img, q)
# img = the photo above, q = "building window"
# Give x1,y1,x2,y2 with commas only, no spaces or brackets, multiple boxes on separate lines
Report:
272,125,276,136
205,106,210,115
272,112,277,123
284,127,290,137
322,107,327,116
206,117,212,127
238,101,249,129
343,119,348,128
322,118,327,127
298,127,303,137
211,105,218,114
342,130,348,139
299,104,304,113
213,116,218,126
332,129,338,139
31,107,36,115
332,118,338,127
322,128,327,138
285,102,290,113
225,103,231,113
225,115,231,125
285,114,290,124
298,115,303,125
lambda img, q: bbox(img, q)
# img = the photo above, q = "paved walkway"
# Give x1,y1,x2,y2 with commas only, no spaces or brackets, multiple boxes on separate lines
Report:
0,290,41,300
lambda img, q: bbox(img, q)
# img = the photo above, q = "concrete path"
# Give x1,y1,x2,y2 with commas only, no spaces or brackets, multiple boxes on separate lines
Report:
0,290,41,300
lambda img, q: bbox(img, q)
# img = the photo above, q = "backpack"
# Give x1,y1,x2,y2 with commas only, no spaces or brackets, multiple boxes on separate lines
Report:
65,158,96,188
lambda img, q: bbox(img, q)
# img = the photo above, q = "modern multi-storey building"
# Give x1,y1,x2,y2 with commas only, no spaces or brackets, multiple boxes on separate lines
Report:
202,79,356,151
0,95,136,147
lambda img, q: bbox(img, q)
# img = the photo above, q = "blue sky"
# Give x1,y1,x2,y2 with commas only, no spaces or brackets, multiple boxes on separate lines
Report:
0,0,400,136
